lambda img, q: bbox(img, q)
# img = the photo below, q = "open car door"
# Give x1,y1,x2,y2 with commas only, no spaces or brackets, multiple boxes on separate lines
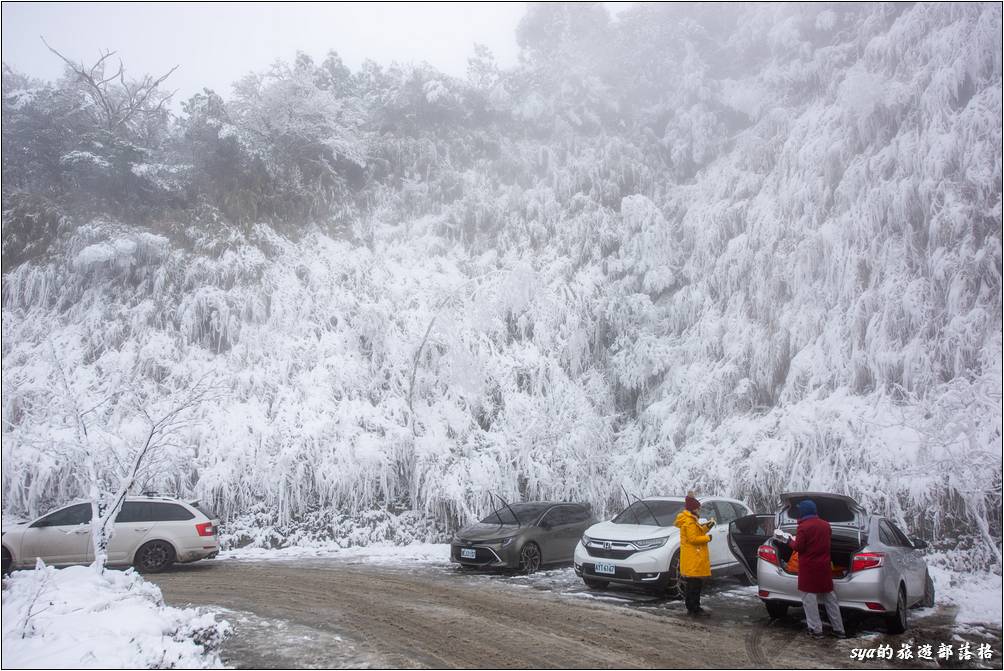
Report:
728,514,775,583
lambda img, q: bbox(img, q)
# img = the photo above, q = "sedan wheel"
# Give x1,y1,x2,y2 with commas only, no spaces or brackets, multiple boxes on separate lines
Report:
519,542,541,574
886,586,908,634
135,540,174,573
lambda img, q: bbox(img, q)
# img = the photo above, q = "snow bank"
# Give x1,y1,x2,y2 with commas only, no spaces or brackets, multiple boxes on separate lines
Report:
1,563,229,669
929,564,1004,626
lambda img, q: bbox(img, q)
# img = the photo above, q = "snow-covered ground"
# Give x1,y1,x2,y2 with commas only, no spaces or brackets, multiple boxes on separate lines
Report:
1,563,229,669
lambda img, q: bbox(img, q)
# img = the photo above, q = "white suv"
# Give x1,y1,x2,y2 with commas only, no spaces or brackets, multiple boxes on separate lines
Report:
2,495,220,574
573,496,752,596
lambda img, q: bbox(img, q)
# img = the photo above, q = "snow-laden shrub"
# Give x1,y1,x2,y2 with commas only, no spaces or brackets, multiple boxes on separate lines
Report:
1,563,229,669
221,504,448,550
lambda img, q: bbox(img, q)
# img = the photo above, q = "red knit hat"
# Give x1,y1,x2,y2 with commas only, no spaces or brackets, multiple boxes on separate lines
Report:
685,495,701,512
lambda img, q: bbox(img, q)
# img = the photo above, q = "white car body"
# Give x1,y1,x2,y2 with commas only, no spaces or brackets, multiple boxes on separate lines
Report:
573,496,752,593
2,495,220,573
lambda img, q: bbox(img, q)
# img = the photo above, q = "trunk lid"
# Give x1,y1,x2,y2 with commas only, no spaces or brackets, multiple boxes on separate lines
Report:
778,492,865,530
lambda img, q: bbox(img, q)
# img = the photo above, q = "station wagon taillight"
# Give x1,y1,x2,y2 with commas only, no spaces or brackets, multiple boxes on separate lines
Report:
195,522,215,537
757,544,779,566
851,552,884,572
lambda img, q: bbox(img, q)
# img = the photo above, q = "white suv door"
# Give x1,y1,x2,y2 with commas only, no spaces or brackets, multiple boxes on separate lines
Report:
20,503,93,566
704,500,742,569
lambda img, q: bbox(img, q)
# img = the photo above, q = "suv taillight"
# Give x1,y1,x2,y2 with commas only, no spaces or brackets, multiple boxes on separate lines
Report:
851,552,884,572
758,544,779,566
195,522,215,537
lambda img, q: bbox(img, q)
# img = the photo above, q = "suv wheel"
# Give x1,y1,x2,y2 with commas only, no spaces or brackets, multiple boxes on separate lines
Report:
886,586,908,634
519,542,541,574
665,551,684,599
135,540,175,573
584,578,608,590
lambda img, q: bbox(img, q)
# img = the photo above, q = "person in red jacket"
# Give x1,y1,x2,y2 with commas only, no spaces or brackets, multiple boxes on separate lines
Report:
783,499,846,638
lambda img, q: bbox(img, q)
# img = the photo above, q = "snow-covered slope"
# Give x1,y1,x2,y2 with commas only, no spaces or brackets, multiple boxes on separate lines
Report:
2,3,1000,564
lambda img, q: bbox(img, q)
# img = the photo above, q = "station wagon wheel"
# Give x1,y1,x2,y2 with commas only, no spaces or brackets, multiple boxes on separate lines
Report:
135,540,175,573
519,542,541,574
665,551,684,599
886,585,908,634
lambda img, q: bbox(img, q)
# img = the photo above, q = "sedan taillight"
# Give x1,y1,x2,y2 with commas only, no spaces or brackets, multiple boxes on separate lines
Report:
195,522,215,537
758,544,779,566
851,552,884,572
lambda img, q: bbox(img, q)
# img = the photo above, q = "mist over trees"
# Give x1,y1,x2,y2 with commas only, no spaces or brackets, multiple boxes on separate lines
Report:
2,3,1001,564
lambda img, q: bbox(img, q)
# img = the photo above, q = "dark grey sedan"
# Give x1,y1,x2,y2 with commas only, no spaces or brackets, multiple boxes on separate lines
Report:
450,502,595,573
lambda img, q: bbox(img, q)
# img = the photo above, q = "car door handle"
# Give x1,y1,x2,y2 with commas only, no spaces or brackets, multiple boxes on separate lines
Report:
134,527,150,532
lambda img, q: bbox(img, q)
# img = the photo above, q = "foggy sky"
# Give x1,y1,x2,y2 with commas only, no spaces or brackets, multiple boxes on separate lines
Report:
1,2,531,100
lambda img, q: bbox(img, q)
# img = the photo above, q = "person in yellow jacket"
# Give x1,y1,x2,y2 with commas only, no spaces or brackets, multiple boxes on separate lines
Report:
674,493,716,616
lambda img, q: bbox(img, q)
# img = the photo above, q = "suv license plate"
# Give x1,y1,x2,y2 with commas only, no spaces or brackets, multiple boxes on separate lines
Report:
461,548,476,559
595,562,616,575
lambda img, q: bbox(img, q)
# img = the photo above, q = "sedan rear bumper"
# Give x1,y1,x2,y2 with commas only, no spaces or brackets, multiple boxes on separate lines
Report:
757,560,897,612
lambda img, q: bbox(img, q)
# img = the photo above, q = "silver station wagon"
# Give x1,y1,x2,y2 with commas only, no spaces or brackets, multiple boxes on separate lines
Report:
728,492,934,633
2,494,220,573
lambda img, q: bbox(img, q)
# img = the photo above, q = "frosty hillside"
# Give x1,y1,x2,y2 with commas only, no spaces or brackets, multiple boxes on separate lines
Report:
1,0,1001,590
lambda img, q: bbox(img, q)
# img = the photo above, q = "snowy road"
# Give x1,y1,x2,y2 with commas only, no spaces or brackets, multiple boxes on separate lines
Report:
148,558,1001,669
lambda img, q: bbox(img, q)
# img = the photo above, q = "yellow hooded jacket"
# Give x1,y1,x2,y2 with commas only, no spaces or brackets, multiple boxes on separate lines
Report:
674,509,713,578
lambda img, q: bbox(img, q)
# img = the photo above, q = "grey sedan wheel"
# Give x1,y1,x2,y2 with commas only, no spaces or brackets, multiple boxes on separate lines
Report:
135,540,175,573
519,542,541,574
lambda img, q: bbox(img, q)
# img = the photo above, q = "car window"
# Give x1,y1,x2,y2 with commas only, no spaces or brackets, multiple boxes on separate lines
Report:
540,506,573,527
567,506,591,524
32,503,92,527
148,502,195,521
116,502,153,523
709,501,739,525
887,521,913,547
879,520,910,547
729,502,749,519
478,503,551,526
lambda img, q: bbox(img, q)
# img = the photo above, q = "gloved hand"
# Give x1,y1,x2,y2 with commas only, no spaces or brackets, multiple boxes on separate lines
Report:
707,534,712,541
706,519,717,529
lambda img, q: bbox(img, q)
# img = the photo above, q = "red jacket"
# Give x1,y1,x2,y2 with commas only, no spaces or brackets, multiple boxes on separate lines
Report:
789,516,833,593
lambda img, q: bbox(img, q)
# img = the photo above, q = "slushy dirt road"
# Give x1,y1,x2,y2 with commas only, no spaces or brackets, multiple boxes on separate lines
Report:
149,559,1001,669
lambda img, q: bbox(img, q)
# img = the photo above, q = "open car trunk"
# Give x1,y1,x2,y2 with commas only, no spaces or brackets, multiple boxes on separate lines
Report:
772,528,867,579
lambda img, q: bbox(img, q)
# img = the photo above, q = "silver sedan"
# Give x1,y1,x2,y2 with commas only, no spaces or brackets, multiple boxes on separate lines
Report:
728,492,934,634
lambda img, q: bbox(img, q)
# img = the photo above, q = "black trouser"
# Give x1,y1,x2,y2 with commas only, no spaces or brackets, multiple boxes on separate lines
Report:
685,577,704,612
